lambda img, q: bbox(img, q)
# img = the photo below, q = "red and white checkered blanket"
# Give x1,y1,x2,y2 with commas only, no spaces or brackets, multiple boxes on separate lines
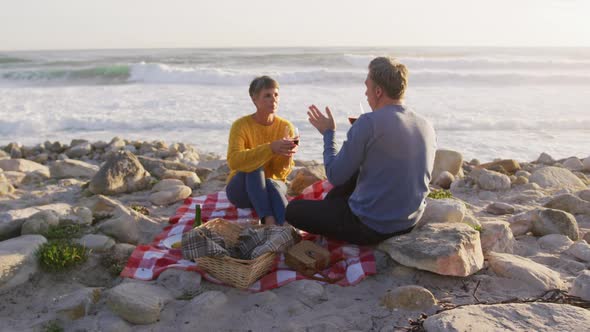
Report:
121,180,376,292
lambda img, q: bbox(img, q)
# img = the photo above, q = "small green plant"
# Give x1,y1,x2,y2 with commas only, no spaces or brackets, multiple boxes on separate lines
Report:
37,240,88,272
44,224,82,240
43,320,63,332
428,189,453,199
130,204,150,216
100,254,125,277
472,225,483,232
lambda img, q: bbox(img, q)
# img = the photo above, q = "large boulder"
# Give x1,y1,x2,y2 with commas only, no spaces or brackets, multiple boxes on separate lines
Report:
487,252,565,291
89,151,151,195
107,282,173,325
536,152,556,165
0,158,49,173
563,157,584,172
136,155,197,177
423,303,590,332
0,235,47,292
53,288,102,321
378,223,483,277
544,193,590,215
583,156,590,172
529,166,586,191
532,208,579,241
431,149,463,184
0,203,72,240
566,241,590,263
50,159,99,179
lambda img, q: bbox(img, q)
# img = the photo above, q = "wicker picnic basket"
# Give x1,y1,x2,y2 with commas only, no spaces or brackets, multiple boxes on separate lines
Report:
195,218,276,289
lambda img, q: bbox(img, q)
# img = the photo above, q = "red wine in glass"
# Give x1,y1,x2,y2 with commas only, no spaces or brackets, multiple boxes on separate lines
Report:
292,127,300,145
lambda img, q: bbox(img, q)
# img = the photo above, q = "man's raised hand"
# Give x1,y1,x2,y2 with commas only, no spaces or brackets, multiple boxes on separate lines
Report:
307,104,336,135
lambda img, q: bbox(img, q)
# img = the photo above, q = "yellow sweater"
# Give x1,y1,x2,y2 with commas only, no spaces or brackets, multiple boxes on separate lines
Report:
226,114,295,182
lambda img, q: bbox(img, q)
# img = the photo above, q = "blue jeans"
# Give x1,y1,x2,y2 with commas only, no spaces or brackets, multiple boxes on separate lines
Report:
225,168,288,225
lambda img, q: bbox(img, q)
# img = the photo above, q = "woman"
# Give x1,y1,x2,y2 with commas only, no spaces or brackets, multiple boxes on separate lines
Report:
226,76,297,226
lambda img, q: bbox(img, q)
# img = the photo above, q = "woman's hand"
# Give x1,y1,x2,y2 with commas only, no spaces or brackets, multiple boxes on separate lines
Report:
271,138,297,157
308,104,336,135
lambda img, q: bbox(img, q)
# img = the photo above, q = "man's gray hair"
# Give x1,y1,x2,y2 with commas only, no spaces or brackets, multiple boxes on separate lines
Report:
368,57,408,100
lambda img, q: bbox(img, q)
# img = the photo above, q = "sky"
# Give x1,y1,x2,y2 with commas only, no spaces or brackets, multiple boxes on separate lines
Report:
0,0,589,50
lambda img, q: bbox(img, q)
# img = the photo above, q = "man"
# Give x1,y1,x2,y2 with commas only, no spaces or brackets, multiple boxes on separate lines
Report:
285,57,436,245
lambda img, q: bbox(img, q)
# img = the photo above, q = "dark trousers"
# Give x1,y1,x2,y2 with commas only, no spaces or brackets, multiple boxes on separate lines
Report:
285,173,412,245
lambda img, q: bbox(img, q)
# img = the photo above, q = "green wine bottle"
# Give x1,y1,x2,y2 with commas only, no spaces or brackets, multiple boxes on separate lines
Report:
194,204,202,227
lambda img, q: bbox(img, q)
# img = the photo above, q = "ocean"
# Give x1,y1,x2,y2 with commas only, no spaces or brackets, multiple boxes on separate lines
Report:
1,47,589,163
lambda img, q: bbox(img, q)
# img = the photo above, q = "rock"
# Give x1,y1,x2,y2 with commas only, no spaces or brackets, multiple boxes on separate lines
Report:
161,169,201,189
479,159,521,174
288,165,327,196
0,235,47,292
479,221,515,254
152,178,184,191
434,171,454,189
544,193,590,215
150,184,191,206
92,140,108,150
76,234,116,251
532,208,579,241
378,223,483,277
579,189,590,202
536,152,556,165
156,269,202,298
381,285,437,311
477,190,497,201
508,211,537,236
423,303,590,332
107,282,173,325
0,203,71,240
284,280,325,306
415,198,466,227
89,151,151,195
566,241,590,262
0,149,9,159
2,171,26,187
537,234,574,253
583,156,590,172
64,206,94,226
66,142,92,158
88,196,161,244
136,155,197,176
190,290,228,309
50,159,99,179
529,166,586,191
0,158,49,173
585,232,590,243
515,170,531,178
487,252,564,291
0,173,15,195
474,168,511,191
563,157,584,172
20,210,60,235
431,149,463,184
21,169,51,185
570,270,590,301
513,176,529,185
54,288,102,321
485,202,515,215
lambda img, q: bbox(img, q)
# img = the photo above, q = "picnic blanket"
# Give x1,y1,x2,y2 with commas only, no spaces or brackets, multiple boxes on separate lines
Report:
121,180,376,292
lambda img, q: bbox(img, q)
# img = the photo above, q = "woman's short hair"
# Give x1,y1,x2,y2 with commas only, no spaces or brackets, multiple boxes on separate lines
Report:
249,76,279,98
368,57,408,100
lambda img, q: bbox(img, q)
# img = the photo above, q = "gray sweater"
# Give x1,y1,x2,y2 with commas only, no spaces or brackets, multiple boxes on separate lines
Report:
323,104,436,234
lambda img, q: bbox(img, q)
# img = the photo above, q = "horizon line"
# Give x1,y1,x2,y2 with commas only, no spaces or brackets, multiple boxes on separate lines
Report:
2,45,590,53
